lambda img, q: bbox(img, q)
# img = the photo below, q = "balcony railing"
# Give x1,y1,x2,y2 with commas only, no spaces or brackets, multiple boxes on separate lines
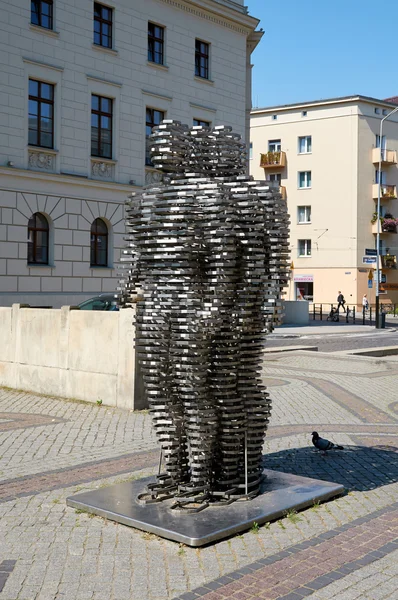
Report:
260,150,286,169
372,147,397,165
372,183,397,199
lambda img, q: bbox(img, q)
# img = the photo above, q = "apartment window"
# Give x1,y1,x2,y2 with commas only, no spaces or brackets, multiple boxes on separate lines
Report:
299,171,311,188
298,206,311,223
272,114,277,120
31,0,53,29
28,79,54,148
249,142,253,160
298,239,311,257
193,118,210,127
376,134,386,149
268,139,281,152
148,23,164,65
91,95,112,158
90,218,108,267
146,107,165,165
195,39,209,79
299,136,312,153
94,3,113,48
28,213,49,264
302,111,307,117
375,170,386,185
268,173,281,185
382,109,388,116
374,108,381,115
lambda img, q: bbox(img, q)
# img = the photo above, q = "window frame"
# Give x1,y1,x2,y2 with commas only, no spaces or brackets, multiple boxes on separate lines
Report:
146,106,165,166
28,79,55,149
297,205,311,224
94,2,113,49
148,22,165,65
268,139,281,152
90,218,109,267
267,173,281,185
195,39,210,79
31,0,53,30
91,94,113,159
297,239,312,257
27,212,49,265
298,135,312,154
193,118,211,127
298,171,312,189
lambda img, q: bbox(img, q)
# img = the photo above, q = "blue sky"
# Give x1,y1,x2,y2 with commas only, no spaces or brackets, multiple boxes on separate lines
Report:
247,0,398,109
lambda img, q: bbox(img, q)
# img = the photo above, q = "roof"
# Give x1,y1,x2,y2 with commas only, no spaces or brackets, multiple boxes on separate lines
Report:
384,96,398,105
251,94,398,115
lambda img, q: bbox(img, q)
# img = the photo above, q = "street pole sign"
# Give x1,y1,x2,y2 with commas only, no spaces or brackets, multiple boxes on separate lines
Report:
368,280,373,289
365,248,377,256
363,256,377,265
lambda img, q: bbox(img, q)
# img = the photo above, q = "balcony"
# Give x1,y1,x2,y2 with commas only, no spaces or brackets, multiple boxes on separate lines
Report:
371,218,398,234
381,254,397,269
372,147,397,165
372,183,397,200
260,150,286,169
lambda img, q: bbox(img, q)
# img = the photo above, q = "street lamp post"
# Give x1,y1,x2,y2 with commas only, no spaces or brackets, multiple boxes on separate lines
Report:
375,105,398,328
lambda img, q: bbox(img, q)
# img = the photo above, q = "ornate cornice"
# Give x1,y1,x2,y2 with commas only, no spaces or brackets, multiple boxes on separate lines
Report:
156,0,260,35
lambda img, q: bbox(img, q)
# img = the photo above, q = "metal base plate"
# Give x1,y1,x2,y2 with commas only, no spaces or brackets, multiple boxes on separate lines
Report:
66,470,344,547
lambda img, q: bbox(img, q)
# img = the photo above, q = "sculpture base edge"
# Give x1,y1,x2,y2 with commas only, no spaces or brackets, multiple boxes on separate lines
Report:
66,470,344,547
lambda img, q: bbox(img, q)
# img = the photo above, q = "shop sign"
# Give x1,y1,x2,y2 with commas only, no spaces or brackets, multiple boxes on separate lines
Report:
293,274,313,283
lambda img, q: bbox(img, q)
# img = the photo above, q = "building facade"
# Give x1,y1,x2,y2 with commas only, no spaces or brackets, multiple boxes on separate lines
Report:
250,95,398,306
0,0,262,307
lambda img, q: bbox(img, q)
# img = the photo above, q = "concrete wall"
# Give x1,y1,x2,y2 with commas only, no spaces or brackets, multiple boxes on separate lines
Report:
0,304,144,410
282,301,309,325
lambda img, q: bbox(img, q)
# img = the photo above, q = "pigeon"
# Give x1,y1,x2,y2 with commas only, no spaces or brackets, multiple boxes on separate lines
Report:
312,431,344,453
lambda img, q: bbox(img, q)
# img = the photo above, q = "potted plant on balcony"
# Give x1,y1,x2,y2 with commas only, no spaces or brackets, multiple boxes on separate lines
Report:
381,217,398,233
383,254,397,268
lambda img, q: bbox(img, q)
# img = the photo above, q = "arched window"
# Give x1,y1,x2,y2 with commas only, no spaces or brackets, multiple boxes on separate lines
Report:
90,218,108,266
28,213,49,264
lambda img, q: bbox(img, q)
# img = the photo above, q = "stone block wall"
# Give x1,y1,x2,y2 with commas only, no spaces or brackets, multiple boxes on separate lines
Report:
0,304,142,410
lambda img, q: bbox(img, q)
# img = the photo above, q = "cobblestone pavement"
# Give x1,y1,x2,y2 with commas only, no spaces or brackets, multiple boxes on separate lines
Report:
1,349,397,600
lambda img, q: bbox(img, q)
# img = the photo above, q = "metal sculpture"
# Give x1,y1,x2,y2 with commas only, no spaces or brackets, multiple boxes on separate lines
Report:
118,121,290,511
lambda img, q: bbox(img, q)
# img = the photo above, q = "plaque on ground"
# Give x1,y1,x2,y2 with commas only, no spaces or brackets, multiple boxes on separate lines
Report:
66,470,344,547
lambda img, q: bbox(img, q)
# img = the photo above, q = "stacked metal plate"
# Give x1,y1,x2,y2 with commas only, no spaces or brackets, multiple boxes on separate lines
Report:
118,121,290,510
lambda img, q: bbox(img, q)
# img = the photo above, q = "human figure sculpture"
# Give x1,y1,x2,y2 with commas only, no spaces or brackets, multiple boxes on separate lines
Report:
118,121,290,511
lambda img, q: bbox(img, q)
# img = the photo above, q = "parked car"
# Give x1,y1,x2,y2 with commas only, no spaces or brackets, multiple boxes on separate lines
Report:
77,294,119,311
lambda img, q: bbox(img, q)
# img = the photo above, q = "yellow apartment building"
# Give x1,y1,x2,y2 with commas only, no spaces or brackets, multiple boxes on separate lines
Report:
250,95,398,307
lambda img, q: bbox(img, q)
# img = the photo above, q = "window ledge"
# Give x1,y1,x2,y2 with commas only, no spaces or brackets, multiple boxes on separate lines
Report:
29,24,60,38
92,43,118,56
298,152,312,155
28,264,54,268
298,187,312,190
298,222,312,225
194,76,214,85
147,61,169,71
28,146,58,155
297,255,312,258
90,266,114,270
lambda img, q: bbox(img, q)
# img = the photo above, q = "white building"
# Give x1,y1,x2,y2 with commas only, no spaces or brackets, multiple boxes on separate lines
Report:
0,0,262,307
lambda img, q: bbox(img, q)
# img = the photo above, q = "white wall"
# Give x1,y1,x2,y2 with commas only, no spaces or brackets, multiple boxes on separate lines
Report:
0,304,142,409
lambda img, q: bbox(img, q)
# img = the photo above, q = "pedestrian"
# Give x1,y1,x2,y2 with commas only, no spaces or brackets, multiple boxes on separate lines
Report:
362,294,369,311
337,291,346,313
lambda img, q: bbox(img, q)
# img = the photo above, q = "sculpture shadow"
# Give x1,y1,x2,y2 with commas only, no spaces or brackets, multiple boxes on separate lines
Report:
263,444,398,492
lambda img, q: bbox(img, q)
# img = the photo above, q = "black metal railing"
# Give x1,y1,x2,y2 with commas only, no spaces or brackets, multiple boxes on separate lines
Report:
309,303,398,325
